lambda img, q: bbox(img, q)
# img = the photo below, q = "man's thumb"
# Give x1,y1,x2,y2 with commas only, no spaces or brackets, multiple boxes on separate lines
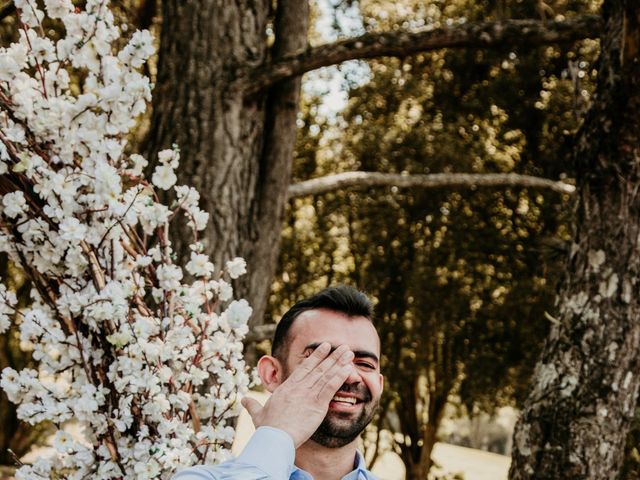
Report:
241,396,262,424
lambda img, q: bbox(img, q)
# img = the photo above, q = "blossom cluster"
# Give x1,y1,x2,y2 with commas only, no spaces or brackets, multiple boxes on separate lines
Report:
0,0,251,478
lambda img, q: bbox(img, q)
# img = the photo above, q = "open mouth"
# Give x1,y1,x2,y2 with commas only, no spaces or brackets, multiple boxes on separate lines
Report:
330,394,360,406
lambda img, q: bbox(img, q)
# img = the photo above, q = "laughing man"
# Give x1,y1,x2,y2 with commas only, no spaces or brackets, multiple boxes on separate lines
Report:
172,285,384,480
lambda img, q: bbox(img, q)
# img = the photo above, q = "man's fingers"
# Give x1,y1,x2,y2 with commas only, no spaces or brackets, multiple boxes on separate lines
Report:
288,342,332,381
282,343,355,404
316,351,355,401
241,396,263,426
305,345,352,386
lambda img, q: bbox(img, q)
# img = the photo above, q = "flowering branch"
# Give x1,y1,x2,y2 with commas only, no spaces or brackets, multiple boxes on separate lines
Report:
0,0,252,478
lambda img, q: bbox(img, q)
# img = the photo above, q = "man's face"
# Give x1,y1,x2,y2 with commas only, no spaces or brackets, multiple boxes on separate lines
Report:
282,309,383,448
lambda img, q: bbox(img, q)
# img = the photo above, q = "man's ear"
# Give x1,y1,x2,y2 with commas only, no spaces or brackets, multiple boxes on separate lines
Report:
257,355,284,393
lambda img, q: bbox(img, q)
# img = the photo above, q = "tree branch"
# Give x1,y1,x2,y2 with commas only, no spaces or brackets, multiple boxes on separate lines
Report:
287,171,576,199
240,15,602,94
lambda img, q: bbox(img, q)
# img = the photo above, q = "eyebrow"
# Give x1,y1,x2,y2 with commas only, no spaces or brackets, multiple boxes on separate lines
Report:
304,342,380,364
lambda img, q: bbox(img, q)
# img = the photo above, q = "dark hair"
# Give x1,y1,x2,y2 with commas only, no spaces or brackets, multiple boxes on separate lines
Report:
271,285,374,360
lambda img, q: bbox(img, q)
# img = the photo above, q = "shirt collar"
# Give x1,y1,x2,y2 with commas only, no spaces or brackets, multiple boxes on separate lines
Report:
353,450,369,474
291,451,377,480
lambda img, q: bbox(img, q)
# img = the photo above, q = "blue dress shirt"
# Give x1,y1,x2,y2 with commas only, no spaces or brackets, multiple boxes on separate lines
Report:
172,426,378,480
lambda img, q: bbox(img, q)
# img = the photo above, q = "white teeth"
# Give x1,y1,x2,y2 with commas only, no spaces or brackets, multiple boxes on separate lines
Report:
332,395,356,405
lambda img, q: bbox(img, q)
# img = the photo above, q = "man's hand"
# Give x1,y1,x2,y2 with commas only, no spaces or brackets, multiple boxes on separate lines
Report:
241,343,354,448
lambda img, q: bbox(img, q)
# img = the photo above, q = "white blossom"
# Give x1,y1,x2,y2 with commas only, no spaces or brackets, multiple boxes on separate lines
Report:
0,1,250,476
157,148,179,167
52,431,76,453
118,30,155,68
225,299,252,329
151,163,177,190
14,0,44,27
156,264,183,290
186,252,215,277
217,280,234,301
2,191,27,218
59,217,87,241
189,207,209,231
226,257,247,279
127,153,148,176
0,283,17,334
43,0,74,19
139,202,171,235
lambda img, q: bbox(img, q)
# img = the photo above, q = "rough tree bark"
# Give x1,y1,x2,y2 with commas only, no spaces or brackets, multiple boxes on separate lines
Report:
509,2,640,479
148,0,269,277
145,5,599,334
147,0,308,341
241,0,308,363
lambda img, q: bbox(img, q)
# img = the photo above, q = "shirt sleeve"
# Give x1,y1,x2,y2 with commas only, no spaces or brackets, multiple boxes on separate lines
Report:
171,427,296,480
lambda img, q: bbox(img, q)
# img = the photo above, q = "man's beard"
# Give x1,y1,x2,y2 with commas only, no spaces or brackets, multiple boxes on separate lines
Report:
310,384,379,448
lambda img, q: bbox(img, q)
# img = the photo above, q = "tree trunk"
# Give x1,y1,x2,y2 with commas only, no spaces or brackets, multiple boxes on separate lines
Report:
148,0,268,280
241,0,308,362
146,0,307,334
509,2,640,479
397,379,448,480
401,420,441,480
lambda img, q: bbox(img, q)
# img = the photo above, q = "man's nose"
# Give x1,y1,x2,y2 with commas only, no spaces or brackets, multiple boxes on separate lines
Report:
344,364,362,385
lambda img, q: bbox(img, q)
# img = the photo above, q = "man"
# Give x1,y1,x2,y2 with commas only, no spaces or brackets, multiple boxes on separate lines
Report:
173,285,384,480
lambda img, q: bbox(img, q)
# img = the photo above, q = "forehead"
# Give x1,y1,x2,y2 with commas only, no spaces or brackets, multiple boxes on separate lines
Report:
287,308,380,356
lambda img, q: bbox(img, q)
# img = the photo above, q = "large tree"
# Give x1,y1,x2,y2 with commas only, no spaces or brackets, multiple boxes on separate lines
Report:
509,2,640,478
